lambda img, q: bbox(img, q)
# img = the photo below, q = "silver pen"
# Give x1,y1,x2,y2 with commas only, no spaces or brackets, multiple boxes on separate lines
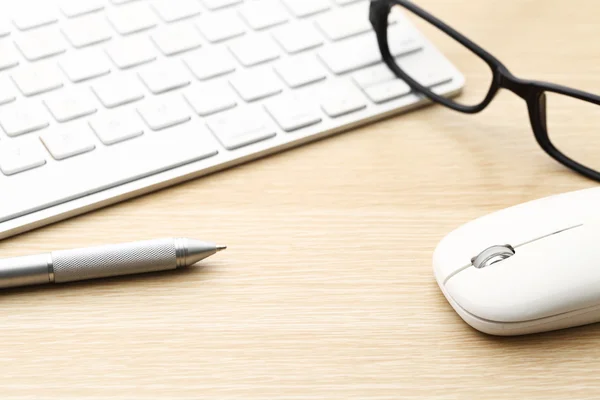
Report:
0,238,226,289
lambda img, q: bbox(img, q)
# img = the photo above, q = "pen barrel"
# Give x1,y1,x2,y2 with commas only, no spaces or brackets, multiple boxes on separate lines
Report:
52,238,179,283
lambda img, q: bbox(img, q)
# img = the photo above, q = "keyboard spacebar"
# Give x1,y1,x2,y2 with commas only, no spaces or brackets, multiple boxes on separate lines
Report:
0,123,218,223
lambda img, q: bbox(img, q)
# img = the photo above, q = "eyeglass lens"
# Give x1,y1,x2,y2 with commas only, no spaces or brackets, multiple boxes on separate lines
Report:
386,5,493,107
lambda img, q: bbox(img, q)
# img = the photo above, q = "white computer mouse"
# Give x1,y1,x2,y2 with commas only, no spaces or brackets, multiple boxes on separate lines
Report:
433,186,600,336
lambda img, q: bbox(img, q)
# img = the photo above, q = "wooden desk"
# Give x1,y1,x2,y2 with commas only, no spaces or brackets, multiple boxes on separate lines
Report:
2,1,600,398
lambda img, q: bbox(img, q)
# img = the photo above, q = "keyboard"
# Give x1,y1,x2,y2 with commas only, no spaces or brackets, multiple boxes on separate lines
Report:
0,0,464,239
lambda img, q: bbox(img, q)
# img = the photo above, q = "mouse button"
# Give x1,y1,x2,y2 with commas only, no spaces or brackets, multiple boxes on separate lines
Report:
433,215,574,284
431,187,600,283
445,225,600,323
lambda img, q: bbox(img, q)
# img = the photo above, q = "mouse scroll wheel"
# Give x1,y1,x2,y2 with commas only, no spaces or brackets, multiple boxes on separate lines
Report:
471,245,515,269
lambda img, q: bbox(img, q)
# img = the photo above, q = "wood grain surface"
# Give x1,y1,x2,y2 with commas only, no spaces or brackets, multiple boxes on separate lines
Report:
3,1,600,398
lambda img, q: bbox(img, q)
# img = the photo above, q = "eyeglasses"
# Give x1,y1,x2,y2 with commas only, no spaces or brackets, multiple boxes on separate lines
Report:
370,0,600,182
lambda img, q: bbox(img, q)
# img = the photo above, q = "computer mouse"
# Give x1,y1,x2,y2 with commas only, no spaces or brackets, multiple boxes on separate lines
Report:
433,187,600,336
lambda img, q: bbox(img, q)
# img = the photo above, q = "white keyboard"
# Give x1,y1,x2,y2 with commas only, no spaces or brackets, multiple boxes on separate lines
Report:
0,0,464,239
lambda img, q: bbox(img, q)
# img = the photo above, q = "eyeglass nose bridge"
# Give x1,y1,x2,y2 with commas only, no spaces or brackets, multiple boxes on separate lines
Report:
497,68,539,101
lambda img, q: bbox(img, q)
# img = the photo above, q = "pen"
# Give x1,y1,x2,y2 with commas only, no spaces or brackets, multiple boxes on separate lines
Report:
0,238,226,289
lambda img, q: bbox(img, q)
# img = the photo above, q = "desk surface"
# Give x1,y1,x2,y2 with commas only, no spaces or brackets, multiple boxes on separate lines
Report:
3,1,600,398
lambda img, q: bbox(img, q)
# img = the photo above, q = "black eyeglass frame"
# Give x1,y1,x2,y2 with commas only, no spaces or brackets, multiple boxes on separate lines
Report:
370,0,600,182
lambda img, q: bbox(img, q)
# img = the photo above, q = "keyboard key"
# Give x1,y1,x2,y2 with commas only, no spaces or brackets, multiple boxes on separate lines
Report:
265,94,322,132
0,19,11,37
282,0,330,17
138,61,191,94
318,35,379,74
0,40,19,70
275,55,327,88
11,63,64,96
15,27,66,61
92,74,145,108
184,81,237,116
12,4,58,31
207,107,276,150
196,11,246,43
320,81,367,117
89,109,144,145
59,49,111,82
107,3,157,35
334,0,363,4
0,123,218,223
183,47,236,80
239,0,289,30
318,28,421,74
0,77,16,105
352,63,396,88
364,80,410,104
229,35,280,67
105,36,157,69
272,22,323,54
43,88,98,122
315,2,373,41
0,138,46,176
151,23,202,56
352,59,413,103
60,0,105,18
137,95,191,130
41,123,97,160
201,0,242,10
61,13,112,48
0,101,50,137
230,69,282,102
396,52,453,87
151,0,202,22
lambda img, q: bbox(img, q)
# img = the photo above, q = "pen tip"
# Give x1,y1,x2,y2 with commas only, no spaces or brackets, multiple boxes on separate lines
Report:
216,245,227,252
